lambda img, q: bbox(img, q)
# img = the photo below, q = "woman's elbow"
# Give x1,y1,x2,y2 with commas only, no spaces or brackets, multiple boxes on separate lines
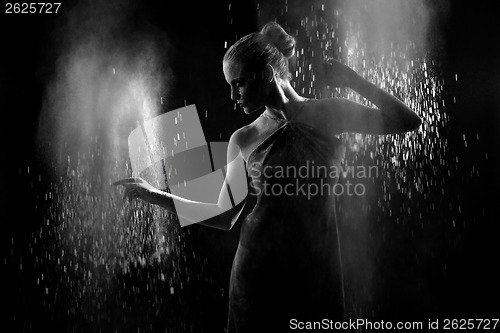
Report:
405,113,422,132
397,110,422,133
382,113,422,134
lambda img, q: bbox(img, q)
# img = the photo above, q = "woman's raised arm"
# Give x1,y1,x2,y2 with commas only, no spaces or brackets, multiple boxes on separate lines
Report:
312,59,422,135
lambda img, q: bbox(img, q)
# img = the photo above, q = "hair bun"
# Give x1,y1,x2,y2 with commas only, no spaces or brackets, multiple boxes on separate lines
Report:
261,22,296,59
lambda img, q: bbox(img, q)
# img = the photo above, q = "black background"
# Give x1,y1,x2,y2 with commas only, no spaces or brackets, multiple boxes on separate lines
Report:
1,0,499,332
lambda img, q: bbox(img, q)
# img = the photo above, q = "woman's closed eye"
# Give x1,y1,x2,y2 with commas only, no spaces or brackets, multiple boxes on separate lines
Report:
233,80,245,88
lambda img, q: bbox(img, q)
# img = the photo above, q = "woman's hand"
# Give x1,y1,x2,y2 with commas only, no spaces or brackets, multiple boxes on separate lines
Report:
113,177,160,205
313,58,358,88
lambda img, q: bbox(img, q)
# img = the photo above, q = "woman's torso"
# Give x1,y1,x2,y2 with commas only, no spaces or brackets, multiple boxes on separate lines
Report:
227,99,346,331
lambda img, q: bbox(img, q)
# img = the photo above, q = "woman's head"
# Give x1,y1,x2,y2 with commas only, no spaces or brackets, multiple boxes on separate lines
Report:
223,22,295,81
223,22,296,113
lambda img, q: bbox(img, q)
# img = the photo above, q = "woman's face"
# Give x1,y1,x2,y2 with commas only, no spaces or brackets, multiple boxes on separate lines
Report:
223,60,269,114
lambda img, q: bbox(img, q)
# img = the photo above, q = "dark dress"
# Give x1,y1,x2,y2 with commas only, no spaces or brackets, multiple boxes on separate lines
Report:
227,119,345,333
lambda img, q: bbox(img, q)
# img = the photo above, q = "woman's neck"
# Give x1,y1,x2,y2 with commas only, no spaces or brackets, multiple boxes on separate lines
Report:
265,80,306,120
283,80,306,102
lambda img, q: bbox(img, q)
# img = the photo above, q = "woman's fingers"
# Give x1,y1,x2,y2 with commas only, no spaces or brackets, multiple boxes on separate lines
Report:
123,187,142,203
113,177,155,204
123,187,135,200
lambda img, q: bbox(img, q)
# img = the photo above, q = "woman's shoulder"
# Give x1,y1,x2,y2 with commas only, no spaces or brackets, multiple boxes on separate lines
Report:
291,97,344,121
300,97,345,110
231,116,279,162
230,125,250,148
230,121,258,152
290,97,353,139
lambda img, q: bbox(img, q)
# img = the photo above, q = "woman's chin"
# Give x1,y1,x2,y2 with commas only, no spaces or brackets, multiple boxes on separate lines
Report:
242,105,264,114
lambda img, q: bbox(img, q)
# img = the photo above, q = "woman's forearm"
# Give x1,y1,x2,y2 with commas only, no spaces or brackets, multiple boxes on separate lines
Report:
149,188,177,212
148,188,233,230
348,72,422,131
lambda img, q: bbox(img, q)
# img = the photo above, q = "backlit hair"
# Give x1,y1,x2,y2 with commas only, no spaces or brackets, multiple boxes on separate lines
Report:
223,22,296,80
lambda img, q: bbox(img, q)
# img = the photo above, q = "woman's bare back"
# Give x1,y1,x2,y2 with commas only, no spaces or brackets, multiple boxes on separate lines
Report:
237,99,322,162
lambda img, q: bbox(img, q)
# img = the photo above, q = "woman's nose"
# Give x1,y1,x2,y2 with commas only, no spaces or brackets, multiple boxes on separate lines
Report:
231,88,240,101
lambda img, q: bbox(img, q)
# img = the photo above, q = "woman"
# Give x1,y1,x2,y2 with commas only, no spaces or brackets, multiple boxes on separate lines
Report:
115,22,421,332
